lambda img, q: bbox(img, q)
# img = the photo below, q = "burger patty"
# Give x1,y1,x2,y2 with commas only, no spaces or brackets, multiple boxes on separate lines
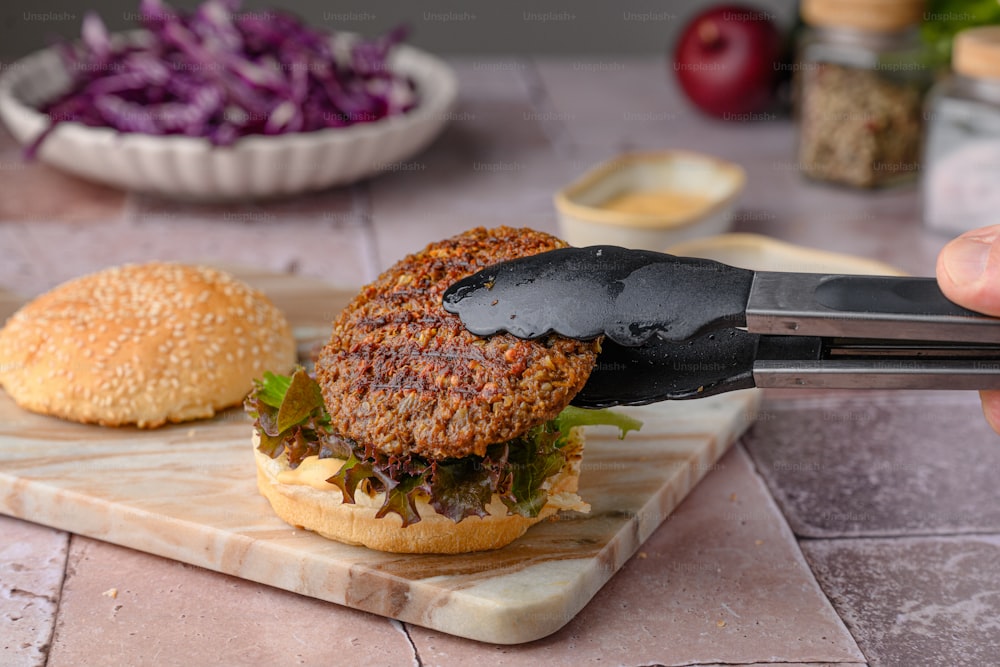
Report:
315,227,600,461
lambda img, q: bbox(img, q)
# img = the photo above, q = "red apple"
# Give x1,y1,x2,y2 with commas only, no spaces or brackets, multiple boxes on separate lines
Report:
673,4,782,119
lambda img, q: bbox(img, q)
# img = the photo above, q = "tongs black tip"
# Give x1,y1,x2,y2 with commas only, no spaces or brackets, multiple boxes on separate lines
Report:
442,245,752,346
571,330,763,407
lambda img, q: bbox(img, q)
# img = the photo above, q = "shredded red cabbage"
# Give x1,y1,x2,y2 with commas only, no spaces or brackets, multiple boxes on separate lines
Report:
26,0,417,156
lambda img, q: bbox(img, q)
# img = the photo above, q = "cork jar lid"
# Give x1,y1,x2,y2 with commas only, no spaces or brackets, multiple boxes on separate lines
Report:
801,0,925,32
953,27,1000,80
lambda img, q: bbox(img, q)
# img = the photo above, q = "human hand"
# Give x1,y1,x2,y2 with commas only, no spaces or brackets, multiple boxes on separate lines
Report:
936,225,1000,433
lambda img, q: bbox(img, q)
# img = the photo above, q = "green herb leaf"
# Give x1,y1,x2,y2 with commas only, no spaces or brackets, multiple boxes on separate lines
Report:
921,0,1000,67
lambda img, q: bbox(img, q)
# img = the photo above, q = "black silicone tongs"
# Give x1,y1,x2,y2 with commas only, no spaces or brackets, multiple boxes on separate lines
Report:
441,246,1000,408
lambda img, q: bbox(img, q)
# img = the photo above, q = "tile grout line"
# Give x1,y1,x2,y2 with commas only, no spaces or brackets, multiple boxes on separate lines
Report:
120,190,140,229
734,440,869,664
519,57,576,159
792,545,876,667
797,530,1000,543
42,532,73,667
392,620,422,667
352,181,382,280
3,219,53,297
655,662,869,667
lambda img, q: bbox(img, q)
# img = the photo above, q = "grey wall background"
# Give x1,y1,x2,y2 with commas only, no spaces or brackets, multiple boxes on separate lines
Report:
2,1,798,60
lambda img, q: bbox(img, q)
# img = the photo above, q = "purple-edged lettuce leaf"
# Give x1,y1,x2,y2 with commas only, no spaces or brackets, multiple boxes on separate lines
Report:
244,369,642,528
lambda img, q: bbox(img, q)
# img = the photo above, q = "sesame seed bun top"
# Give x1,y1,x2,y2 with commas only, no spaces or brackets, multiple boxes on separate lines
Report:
0,262,296,428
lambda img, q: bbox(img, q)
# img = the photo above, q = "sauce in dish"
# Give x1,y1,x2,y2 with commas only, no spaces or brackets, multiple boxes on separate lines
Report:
598,190,713,217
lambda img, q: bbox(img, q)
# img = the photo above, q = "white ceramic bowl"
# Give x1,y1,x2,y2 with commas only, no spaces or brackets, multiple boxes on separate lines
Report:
554,150,745,250
0,35,457,200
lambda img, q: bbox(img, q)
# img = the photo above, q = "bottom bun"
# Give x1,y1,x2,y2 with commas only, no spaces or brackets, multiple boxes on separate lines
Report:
253,428,588,554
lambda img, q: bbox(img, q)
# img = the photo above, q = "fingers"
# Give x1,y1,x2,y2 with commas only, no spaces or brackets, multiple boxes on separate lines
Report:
936,225,1000,317
982,390,1000,435
938,227,1000,436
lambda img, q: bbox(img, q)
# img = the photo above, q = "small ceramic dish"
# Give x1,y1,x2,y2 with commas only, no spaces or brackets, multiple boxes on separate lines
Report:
666,232,906,275
554,150,745,250
0,35,457,200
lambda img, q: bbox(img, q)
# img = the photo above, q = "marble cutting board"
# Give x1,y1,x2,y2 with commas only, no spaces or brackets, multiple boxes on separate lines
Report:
0,269,760,644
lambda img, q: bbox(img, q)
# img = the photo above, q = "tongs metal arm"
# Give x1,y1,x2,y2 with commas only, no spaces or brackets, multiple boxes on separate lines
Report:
573,334,1000,408
746,272,999,343
753,337,1000,393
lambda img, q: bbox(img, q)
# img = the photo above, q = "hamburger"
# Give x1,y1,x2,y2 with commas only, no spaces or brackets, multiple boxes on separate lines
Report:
0,262,296,427
246,227,640,554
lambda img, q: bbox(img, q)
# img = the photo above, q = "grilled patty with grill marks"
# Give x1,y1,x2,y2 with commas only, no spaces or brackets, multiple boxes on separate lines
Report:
315,227,600,461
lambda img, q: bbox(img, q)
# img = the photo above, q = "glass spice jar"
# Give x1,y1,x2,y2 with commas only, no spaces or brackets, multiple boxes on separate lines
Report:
795,0,931,188
923,27,1000,234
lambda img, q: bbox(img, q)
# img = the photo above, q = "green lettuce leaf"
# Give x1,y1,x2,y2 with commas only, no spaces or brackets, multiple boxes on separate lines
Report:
254,371,292,410
276,369,326,433
494,432,566,517
244,367,329,466
554,405,643,442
